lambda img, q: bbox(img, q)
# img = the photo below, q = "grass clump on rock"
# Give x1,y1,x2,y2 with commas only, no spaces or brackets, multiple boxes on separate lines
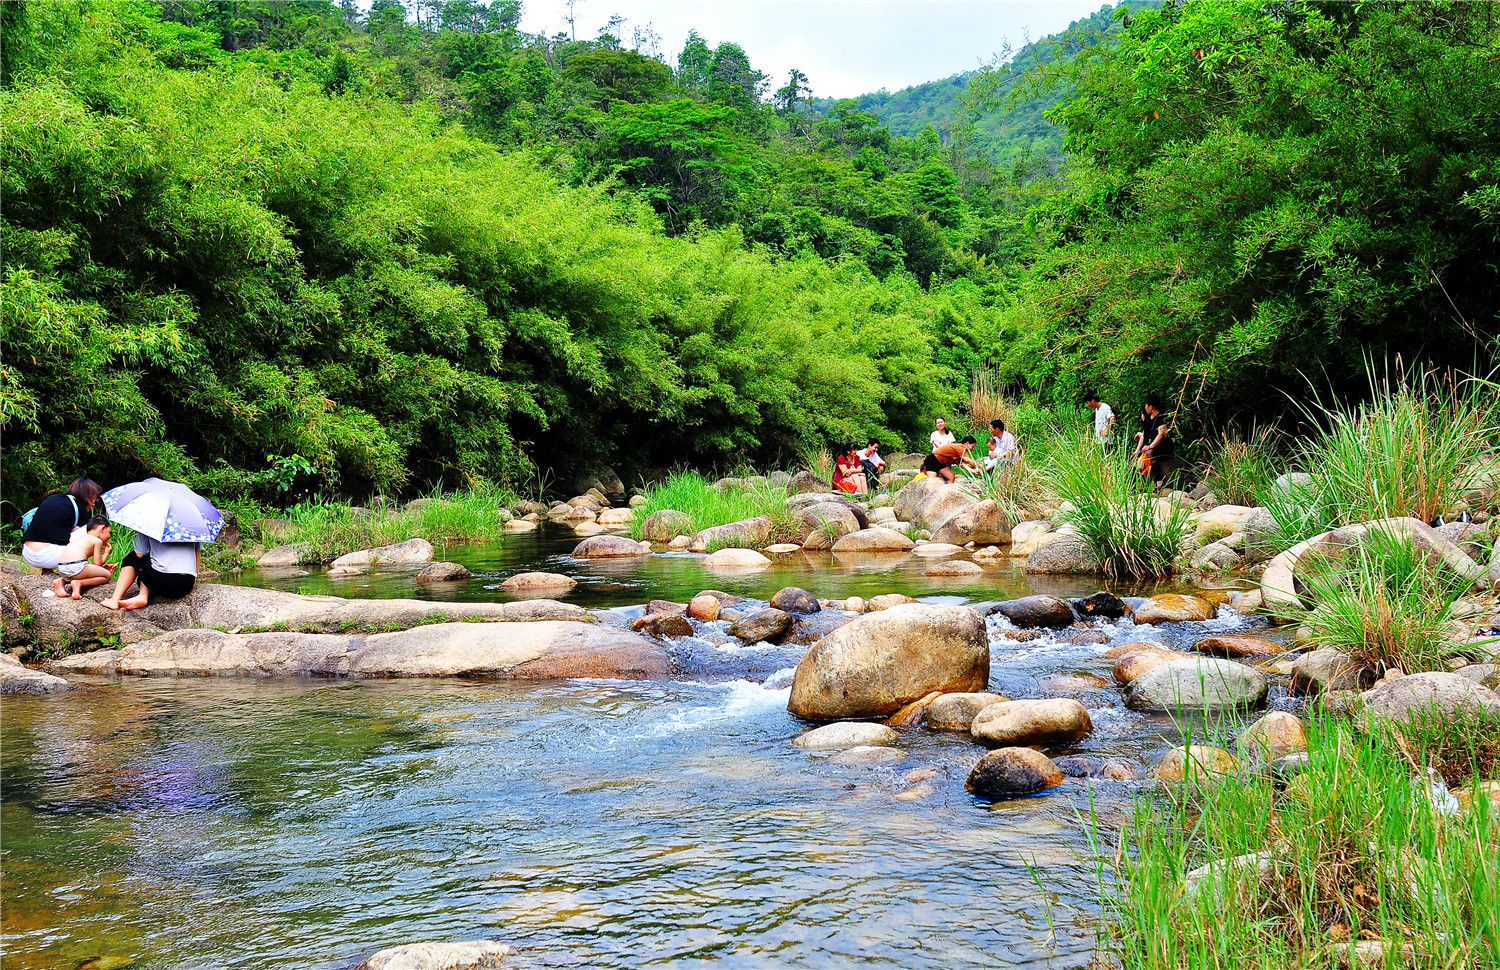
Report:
1095,714,1500,969
277,488,517,562
631,472,795,544
1048,437,1191,578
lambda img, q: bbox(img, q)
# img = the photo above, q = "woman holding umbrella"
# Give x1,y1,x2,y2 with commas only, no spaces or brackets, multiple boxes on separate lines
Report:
98,478,222,611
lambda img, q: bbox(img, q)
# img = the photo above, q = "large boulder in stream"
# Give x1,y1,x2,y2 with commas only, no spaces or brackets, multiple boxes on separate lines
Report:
830,528,915,554
966,748,1065,799
0,565,589,657
0,653,71,694
930,500,1010,546
52,620,673,681
795,503,862,550
329,538,434,572
1124,656,1268,712
572,535,650,559
988,595,1074,629
787,604,989,720
688,517,773,553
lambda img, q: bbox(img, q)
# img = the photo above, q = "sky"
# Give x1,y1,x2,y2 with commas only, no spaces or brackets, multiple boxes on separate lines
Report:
516,1,1107,99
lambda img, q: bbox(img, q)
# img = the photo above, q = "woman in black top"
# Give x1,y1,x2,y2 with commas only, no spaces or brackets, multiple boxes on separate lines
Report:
22,478,102,572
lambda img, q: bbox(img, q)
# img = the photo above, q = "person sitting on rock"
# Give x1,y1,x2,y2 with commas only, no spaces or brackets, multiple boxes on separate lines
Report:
101,532,201,611
52,516,115,600
984,419,1018,470
833,443,868,495
921,436,980,483
858,439,884,489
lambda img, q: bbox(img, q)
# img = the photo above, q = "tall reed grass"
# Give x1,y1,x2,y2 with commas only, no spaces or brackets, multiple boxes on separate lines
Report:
629,471,796,543
1048,437,1191,577
1200,428,1279,506
1285,524,1473,674
1259,365,1498,550
277,486,518,562
1095,713,1500,970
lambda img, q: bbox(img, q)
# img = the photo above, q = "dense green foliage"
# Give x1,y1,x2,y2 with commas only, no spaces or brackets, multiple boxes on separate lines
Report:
3,0,1496,506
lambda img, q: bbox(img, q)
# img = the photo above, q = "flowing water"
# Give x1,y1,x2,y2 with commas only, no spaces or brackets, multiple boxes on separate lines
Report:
2,526,1270,969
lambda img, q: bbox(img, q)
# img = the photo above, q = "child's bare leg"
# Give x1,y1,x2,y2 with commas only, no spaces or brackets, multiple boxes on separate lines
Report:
71,565,112,598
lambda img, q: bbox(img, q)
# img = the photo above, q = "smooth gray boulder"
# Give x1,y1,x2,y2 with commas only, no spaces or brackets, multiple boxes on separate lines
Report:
572,534,650,558
0,653,70,694
796,503,862,550
53,621,673,681
357,940,511,970
1359,672,1500,726
1124,657,1268,712
1024,532,1101,574
258,544,308,568
931,500,1011,546
416,562,470,583
330,538,434,572
787,604,989,720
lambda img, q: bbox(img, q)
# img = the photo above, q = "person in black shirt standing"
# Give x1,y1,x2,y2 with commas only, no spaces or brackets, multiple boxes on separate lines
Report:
21,478,103,572
1133,395,1177,484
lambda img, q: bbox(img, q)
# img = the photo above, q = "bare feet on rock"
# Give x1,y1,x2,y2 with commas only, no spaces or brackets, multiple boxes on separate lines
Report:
100,599,121,611
52,578,67,598
118,595,149,611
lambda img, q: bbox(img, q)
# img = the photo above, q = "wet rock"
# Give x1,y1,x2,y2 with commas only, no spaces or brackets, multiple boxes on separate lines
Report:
416,562,471,584
702,548,771,571
1193,634,1281,658
730,608,793,644
1111,646,1180,685
1054,755,1137,781
793,721,899,751
989,595,1075,629
785,610,853,646
596,508,633,527
925,560,982,577
930,500,1011,546
788,604,989,720
1037,672,1112,695
0,653,70,695
1125,657,1268,711
770,587,821,615
688,517,773,554
927,692,1009,730
1071,591,1128,620
648,599,685,616
970,699,1093,748
885,691,942,727
965,747,1065,799
1290,648,1370,694
830,528,915,554
258,544,309,568
502,519,537,533
500,572,578,592
1132,593,1216,624
54,621,671,681
1153,745,1238,782
866,593,919,611
356,940,512,970
1359,671,1500,726
686,593,722,621
573,535,650,559
640,510,693,542
1024,533,1100,574
833,745,905,765
632,613,694,639
327,539,434,573
1237,711,1308,766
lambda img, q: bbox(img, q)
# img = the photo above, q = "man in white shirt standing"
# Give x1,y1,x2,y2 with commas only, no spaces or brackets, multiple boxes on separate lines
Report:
1085,392,1115,446
929,418,956,450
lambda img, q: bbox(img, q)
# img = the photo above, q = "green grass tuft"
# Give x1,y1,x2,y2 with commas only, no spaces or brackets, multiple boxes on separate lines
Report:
1048,436,1191,578
630,471,796,543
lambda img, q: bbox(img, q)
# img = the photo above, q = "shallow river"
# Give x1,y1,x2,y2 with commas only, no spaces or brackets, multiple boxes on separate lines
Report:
2,527,1269,969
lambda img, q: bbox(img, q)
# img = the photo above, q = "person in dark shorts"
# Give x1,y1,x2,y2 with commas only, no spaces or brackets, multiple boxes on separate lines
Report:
921,436,980,483
1133,394,1180,485
101,533,200,611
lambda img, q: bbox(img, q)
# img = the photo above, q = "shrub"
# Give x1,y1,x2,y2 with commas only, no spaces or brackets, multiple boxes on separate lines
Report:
1048,437,1191,578
1095,715,1500,970
1287,524,1473,674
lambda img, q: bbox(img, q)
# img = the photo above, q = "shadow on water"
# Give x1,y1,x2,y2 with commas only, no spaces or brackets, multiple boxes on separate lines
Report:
4,525,1263,969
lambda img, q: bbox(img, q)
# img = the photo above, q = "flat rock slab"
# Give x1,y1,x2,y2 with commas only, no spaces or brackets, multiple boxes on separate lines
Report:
357,940,512,970
1192,634,1280,658
52,621,673,681
830,528,915,554
0,653,70,695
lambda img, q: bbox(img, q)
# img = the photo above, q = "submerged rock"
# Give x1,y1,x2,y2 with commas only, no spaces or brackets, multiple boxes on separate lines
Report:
356,940,511,970
970,699,1093,748
788,604,988,720
965,747,1065,799
792,722,899,751
701,548,772,570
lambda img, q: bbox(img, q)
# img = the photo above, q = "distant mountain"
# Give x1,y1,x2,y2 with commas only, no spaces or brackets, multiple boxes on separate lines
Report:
814,3,1152,169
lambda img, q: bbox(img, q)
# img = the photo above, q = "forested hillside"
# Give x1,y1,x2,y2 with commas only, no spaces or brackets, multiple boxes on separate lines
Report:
3,0,1496,501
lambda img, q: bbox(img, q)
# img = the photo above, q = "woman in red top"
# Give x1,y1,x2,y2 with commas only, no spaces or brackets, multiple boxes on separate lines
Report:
833,444,868,494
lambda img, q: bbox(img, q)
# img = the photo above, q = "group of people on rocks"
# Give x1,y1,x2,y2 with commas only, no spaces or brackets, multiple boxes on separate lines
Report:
829,389,1177,495
19,477,200,609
